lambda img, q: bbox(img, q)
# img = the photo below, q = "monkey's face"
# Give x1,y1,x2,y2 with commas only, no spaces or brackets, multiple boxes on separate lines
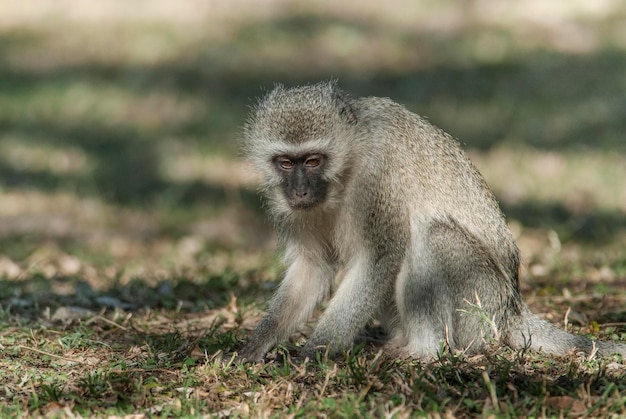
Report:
273,153,329,210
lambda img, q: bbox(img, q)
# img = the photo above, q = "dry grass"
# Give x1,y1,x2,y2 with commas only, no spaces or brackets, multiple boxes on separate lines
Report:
1,0,625,417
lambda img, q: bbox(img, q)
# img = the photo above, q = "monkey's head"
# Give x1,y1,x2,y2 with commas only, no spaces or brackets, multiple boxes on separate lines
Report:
243,81,359,214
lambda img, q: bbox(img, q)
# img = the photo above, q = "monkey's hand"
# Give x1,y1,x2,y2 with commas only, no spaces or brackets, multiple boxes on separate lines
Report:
237,314,282,363
236,344,266,363
301,334,343,361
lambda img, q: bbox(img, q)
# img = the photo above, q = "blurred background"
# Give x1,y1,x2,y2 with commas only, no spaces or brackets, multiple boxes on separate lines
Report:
0,0,625,313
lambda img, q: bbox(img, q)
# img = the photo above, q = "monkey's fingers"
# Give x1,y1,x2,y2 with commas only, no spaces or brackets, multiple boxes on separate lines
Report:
235,344,268,364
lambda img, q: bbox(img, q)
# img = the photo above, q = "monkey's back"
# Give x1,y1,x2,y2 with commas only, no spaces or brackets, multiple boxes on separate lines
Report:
354,97,519,278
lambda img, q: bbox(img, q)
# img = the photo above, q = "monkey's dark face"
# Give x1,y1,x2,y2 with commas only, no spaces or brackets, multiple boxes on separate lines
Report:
273,153,329,210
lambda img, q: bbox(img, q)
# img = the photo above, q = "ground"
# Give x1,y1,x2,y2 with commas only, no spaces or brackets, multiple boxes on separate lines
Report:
0,1,625,417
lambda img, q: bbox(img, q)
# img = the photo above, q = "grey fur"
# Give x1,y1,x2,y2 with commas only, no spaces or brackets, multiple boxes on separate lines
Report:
239,81,626,362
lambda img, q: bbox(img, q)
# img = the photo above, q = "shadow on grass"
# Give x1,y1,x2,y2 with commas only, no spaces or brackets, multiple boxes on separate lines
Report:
0,117,263,212
0,263,271,314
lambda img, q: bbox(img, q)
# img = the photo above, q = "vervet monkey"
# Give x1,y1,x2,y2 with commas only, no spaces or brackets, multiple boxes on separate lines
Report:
239,81,626,362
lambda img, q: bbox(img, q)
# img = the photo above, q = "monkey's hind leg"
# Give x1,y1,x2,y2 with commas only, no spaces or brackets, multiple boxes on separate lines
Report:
394,267,458,358
395,219,511,359
392,233,456,359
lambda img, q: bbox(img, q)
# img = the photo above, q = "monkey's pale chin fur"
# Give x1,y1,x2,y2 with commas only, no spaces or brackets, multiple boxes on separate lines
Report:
239,80,626,363
285,197,323,211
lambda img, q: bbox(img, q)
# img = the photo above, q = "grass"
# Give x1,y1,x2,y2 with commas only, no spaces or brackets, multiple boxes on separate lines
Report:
2,313,625,417
1,0,626,416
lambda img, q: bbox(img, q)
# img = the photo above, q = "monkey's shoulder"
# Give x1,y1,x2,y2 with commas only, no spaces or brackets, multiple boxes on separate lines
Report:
355,96,415,123
356,97,453,139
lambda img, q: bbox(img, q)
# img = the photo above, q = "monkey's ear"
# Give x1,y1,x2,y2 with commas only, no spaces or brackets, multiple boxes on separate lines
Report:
333,91,358,125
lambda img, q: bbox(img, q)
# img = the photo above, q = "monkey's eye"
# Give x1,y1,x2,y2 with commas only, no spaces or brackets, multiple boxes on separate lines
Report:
305,158,321,167
278,159,295,170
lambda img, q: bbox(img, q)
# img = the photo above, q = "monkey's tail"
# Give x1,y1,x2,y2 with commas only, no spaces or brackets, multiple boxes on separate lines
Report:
505,305,626,358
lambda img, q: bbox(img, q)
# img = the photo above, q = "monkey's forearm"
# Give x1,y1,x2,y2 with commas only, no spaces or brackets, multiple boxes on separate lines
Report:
303,255,398,357
238,313,281,362
240,254,334,361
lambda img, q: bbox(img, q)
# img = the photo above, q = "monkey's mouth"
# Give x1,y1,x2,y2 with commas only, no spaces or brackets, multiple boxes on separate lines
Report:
288,199,321,210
